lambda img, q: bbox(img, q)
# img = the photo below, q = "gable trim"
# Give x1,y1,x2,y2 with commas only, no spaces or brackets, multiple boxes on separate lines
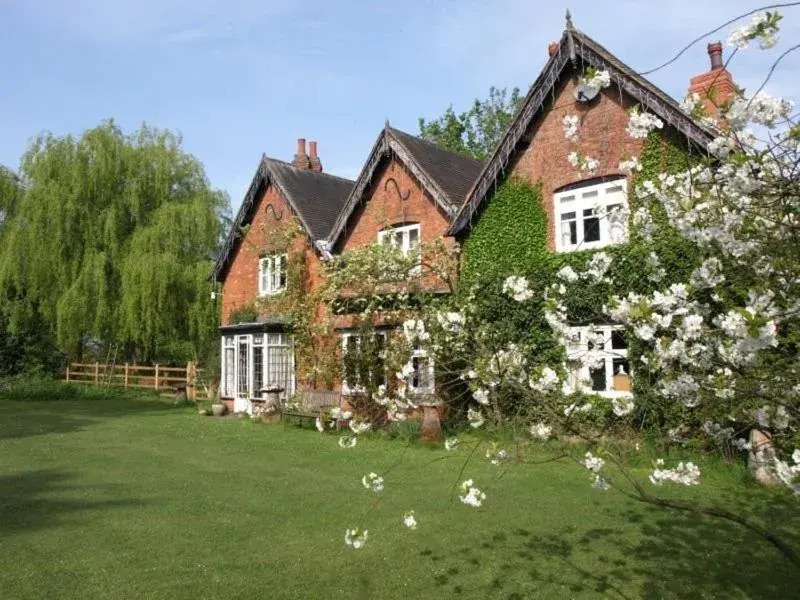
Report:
326,127,458,251
447,29,715,236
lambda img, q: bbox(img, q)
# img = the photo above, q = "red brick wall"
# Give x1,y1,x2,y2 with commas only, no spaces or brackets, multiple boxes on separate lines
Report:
510,75,647,250
220,184,324,326
339,156,453,253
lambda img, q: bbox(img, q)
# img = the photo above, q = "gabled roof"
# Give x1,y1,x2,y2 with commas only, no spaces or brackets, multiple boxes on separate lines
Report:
326,126,484,249
447,26,716,235
213,157,353,282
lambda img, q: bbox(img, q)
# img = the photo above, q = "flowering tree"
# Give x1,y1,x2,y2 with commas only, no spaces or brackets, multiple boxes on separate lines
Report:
319,9,800,569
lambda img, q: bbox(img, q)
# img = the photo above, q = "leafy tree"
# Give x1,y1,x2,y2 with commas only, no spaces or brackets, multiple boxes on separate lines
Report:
418,86,524,159
0,121,230,363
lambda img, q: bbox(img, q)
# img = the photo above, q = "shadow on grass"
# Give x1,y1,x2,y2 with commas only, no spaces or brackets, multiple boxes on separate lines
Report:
0,380,182,440
0,469,148,536
424,498,800,599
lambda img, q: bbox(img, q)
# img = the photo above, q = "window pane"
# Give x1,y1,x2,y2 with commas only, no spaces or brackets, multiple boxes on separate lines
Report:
408,227,419,248
253,346,264,394
561,220,577,246
611,329,628,350
583,209,600,242
224,347,234,396
612,358,631,392
278,255,287,289
590,367,607,392
237,339,250,397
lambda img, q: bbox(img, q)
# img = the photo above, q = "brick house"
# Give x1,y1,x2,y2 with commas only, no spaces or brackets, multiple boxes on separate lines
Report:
212,23,732,412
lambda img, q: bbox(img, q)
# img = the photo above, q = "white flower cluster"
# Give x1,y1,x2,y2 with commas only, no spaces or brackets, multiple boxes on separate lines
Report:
403,510,418,530
467,407,485,428
459,479,487,507
344,527,369,549
556,254,611,285
726,93,794,130
680,92,705,117
618,155,642,174
485,446,509,466
567,151,600,173
582,68,611,89
502,275,533,302
626,108,663,139
444,437,460,451
530,422,552,440
564,402,593,417
727,11,781,49
402,319,429,344
473,387,490,405
562,114,580,141
690,258,725,288
754,405,790,430
436,311,464,333
646,252,666,283
774,450,800,494
583,451,605,473
361,472,384,493
528,367,560,393
707,136,736,159
612,396,635,417
649,459,701,486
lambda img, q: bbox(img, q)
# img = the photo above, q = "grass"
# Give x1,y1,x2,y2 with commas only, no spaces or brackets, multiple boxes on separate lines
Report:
1,380,799,599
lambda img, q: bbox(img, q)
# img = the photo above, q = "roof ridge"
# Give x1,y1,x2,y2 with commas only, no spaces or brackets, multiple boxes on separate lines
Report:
263,155,355,182
387,126,484,165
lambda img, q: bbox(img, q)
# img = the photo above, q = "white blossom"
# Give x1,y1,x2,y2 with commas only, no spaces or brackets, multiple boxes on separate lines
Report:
502,275,533,302
467,407,485,428
582,68,611,89
403,510,418,530
361,472,384,493
528,367,560,392
473,388,490,405
344,527,369,549
592,475,611,490
459,479,487,507
349,420,372,434
315,417,325,433
727,11,781,50
437,311,464,333
583,451,605,473
649,460,701,486
557,265,579,283
444,437,460,451
338,435,358,449
562,114,580,141
618,155,642,173
612,396,635,416
530,422,552,440
626,108,663,139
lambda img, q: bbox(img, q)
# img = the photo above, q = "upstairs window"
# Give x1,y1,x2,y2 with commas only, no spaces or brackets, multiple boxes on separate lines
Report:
378,224,421,275
555,179,628,252
258,254,287,296
564,325,631,397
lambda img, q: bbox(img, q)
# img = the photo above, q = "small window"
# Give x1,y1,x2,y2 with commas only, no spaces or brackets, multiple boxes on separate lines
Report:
408,342,435,394
554,179,628,252
378,224,421,273
259,254,287,296
564,325,631,397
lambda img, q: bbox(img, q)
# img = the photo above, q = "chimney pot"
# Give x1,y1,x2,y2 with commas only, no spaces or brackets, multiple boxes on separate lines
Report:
296,138,306,155
708,41,723,71
548,41,559,57
308,140,322,173
292,137,311,169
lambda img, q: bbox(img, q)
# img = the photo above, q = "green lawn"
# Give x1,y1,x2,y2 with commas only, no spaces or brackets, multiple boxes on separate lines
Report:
1,382,798,599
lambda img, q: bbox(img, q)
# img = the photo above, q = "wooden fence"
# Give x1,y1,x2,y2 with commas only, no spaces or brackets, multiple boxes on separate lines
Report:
64,362,209,400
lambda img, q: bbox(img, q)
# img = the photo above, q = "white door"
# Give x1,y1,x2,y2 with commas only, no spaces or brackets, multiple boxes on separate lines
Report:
234,335,251,413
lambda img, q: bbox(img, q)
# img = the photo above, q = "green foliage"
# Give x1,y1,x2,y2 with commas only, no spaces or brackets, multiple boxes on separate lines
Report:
455,133,701,421
418,87,524,159
0,121,230,363
229,304,259,324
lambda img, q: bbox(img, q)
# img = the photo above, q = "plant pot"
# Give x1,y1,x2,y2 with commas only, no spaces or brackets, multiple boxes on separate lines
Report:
211,403,227,417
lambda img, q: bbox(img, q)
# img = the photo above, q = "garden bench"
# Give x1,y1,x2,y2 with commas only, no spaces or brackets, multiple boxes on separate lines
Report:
282,389,341,425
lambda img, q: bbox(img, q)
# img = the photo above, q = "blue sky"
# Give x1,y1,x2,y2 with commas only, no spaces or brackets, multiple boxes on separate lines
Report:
2,1,799,212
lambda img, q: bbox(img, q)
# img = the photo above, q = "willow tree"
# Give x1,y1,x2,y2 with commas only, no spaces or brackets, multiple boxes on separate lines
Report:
0,121,229,363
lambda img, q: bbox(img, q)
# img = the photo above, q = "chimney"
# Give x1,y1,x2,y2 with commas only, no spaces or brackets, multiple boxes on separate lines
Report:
308,140,323,173
292,138,311,169
548,41,559,57
687,42,737,118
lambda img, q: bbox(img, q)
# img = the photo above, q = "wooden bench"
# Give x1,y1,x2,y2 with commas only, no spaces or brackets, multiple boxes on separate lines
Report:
282,389,341,425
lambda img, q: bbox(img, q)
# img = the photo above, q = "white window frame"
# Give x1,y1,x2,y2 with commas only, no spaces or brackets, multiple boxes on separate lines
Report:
564,325,631,398
258,254,287,296
378,223,421,274
407,343,435,395
554,179,628,253
341,331,388,395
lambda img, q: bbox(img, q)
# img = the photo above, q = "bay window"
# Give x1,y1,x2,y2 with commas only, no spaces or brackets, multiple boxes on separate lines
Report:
555,179,628,252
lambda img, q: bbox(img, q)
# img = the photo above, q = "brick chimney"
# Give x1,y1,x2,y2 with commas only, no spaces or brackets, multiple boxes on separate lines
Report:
292,138,311,169
688,42,737,117
308,140,323,173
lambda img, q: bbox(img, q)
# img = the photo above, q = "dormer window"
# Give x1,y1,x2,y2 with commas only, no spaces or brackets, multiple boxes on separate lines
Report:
258,254,287,296
555,179,628,252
